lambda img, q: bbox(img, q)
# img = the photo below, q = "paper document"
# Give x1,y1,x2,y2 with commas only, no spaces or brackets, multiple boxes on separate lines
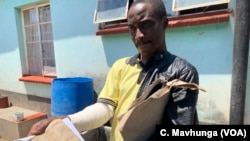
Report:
14,135,35,141
14,118,84,141
62,118,85,141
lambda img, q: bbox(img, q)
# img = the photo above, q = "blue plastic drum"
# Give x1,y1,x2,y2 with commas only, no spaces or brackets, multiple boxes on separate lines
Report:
51,77,94,117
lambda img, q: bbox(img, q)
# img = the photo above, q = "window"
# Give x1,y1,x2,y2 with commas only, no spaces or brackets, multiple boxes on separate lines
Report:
94,0,231,35
172,0,230,15
94,0,130,23
172,0,230,12
22,3,56,76
93,0,176,23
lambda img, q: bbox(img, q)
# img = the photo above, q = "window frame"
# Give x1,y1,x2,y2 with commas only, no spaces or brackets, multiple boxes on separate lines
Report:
93,0,130,24
172,0,230,11
21,2,56,77
94,0,232,36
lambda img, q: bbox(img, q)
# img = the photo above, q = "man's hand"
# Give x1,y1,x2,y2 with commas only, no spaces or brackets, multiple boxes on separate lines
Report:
28,118,54,136
28,116,67,136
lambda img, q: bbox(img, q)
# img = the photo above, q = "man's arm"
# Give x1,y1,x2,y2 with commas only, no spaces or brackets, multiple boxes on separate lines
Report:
168,65,199,125
69,102,114,131
28,102,114,135
162,60,199,125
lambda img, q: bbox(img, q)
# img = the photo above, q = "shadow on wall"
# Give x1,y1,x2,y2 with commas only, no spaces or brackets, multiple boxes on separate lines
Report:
198,97,228,124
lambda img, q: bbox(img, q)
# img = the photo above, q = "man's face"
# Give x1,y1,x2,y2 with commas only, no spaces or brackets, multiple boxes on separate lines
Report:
127,2,166,56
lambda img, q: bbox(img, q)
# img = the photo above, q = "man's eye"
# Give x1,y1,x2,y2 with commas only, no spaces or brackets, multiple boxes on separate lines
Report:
129,25,136,32
140,22,151,29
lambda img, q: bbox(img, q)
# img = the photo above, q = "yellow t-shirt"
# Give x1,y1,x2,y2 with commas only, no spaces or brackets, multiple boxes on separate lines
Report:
98,57,142,141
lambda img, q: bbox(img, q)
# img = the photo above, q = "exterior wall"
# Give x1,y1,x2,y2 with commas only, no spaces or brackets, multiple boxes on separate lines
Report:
0,0,249,124
167,23,234,124
0,0,52,98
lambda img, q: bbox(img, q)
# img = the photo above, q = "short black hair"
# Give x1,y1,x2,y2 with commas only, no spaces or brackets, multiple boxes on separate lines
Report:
129,0,167,20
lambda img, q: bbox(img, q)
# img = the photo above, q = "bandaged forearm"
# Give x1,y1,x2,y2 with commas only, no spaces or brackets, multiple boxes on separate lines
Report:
68,102,114,131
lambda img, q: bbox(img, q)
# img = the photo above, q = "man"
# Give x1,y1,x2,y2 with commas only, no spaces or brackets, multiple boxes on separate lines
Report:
28,0,199,140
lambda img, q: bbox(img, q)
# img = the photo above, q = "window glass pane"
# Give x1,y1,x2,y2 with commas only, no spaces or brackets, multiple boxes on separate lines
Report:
42,41,56,76
27,58,43,74
42,42,55,67
40,23,53,41
163,0,177,17
173,0,230,11
26,43,41,58
94,0,128,23
26,43,43,74
39,5,51,23
23,8,37,25
43,66,56,76
25,25,39,42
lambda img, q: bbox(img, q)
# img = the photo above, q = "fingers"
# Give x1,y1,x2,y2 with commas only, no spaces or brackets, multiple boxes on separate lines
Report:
28,116,67,136
28,118,53,136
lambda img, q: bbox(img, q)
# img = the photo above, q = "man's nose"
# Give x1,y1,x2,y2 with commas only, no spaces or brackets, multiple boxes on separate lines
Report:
135,28,144,39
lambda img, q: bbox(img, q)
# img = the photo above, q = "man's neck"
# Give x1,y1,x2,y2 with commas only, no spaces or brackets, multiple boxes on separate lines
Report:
139,50,167,64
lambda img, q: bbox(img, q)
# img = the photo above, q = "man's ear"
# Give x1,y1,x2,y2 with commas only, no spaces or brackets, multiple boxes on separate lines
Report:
162,17,168,29
165,18,168,29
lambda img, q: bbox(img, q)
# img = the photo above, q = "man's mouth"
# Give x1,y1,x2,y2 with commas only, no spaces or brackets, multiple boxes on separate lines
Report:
136,41,151,47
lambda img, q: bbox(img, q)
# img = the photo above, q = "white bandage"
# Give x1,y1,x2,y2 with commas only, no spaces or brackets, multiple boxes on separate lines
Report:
68,102,114,131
